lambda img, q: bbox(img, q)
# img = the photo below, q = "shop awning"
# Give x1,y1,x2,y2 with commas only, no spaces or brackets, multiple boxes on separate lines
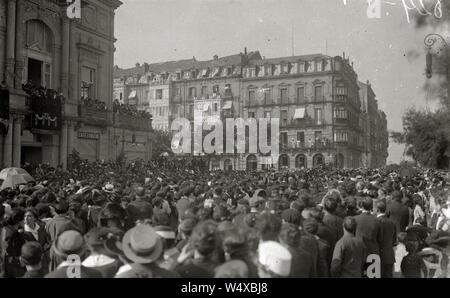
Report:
222,100,233,110
293,108,306,119
128,90,137,99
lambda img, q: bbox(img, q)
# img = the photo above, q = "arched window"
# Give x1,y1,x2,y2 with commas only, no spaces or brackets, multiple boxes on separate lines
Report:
313,153,324,168
295,154,307,169
26,20,53,53
246,154,257,171
210,159,220,171
278,154,290,170
224,159,232,171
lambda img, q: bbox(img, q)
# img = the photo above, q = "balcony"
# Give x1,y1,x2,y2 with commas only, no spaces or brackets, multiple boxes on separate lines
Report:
78,104,108,126
114,113,152,131
333,95,348,102
281,139,336,152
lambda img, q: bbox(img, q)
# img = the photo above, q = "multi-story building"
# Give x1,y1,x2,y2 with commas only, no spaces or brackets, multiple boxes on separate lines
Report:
0,0,153,169
358,81,388,168
240,54,364,170
114,49,388,170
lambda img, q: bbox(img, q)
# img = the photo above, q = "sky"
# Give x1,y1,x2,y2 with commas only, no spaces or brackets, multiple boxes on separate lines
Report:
114,0,447,164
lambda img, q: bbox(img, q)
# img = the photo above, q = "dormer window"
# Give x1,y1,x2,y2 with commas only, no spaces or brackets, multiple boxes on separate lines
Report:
282,63,289,74
274,65,281,76
191,70,197,78
315,60,323,72
299,62,305,73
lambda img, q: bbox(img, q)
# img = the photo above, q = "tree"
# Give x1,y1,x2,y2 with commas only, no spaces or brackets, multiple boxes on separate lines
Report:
391,108,449,169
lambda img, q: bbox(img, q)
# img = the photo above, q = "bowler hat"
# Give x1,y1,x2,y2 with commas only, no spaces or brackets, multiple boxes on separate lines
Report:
52,230,87,259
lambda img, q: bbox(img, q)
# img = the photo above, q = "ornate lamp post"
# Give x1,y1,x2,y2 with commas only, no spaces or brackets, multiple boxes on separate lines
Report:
424,33,449,110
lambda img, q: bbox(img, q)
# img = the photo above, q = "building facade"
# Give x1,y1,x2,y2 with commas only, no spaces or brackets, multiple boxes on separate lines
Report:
0,0,153,170
114,50,388,170
358,81,388,168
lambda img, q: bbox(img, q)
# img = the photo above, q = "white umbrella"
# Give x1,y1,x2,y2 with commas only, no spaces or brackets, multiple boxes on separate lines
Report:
1,174,28,190
0,167,35,183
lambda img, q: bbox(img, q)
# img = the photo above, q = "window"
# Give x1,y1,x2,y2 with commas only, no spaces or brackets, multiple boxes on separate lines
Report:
44,63,51,88
213,103,218,113
314,108,322,125
248,111,255,118
188,87,196,99
297,87,305,103
81,66,95,99
299,62,305,73
336,86,347,95
316,60,323,72
314,86,323,101
264,88,271,105
248,90,256,106
156,89,163,100
334,131,348,142
280,88,288,104
265,111,271,119
282,63,289,74
297,131,305,147
281,110,288,126
120,93,123,101
315,131,322,143
201,86,208,98
280,132,288,147
188,104,194,118
334,108,348,119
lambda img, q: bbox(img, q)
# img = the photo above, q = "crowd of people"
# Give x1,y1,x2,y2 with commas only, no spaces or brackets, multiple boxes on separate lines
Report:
113,100,152,119
79,97,108,112
22,82,65,103
0,157,449,278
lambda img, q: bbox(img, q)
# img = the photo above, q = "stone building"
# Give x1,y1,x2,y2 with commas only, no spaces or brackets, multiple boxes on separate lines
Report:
114,49,388,170
359,81,388,168
0,0,153,170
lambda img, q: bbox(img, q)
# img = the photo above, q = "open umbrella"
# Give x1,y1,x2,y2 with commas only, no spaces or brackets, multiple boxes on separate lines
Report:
0,167,35,183
1,174,28,190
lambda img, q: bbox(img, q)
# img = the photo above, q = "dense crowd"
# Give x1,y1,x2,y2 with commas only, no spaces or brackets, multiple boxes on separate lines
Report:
113,100,152,119
79,97,108,111
22,82,64,103
0,158,449,278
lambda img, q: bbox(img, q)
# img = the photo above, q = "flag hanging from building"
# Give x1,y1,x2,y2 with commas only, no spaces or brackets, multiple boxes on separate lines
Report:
31,91,62,131
0,86,9,135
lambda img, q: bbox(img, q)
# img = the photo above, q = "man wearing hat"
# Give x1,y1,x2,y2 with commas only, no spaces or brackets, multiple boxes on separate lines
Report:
126,187,153,223
115,225,179,278
82,227,121,278
257,241,292,278
45,230,102,278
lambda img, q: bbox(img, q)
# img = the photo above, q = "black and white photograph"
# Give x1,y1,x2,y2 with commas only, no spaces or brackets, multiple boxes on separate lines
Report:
0,0,449,282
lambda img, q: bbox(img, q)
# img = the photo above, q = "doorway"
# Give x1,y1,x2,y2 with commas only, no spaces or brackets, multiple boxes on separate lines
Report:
28,58,43,87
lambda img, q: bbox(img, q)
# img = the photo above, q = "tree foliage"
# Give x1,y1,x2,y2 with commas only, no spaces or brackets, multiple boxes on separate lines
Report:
391,108,450,169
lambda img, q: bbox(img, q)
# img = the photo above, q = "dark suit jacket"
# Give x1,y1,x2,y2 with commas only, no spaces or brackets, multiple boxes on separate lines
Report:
322,213,344,241
288,247,315,278
318,222,337,251
377,214,397,265
354,212,381,256
316,237,331,278
386,201,410,233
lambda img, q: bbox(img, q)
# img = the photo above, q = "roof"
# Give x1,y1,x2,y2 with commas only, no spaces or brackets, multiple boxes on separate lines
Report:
114,51,262,78
249,53,332,66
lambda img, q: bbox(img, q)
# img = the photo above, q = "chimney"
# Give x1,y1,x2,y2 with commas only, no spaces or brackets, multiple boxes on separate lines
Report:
135,62,140,67
244,47,247,55
213,54,218,61
343,52,345,59
193,56,196,61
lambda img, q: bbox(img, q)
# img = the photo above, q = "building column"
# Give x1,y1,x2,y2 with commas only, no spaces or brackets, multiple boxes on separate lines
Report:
61,18,70,99
59,121,68,170
67,121,74,167
12,114,23,167
2,119,13,167
14,0,24,89
5,0,16,87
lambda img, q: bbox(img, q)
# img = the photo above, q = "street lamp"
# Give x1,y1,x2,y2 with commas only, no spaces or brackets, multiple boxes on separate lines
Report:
424,33,449,109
